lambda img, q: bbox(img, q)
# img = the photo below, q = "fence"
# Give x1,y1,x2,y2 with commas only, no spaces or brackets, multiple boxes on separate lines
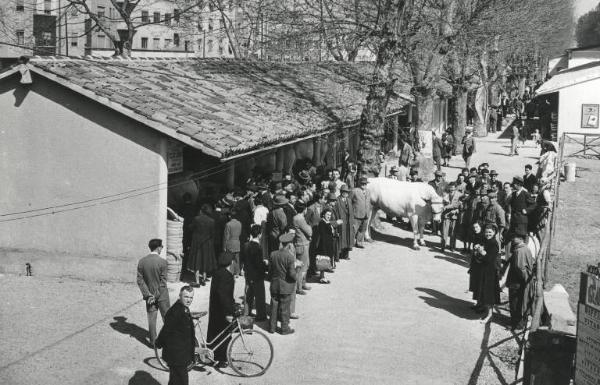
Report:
530,133,565,331
563,133,600,159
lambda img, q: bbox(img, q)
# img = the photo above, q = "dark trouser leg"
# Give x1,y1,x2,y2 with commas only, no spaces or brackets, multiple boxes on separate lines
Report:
449,220,457,249
269,294,280,332
509,286,525,328
254,280,266,319
168,365,189,385
147,306,158,344
244,278,255,315
308,241,317,276
279,294,292,331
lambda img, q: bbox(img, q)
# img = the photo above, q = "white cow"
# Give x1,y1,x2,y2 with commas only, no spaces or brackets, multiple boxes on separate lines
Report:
366,178,444,250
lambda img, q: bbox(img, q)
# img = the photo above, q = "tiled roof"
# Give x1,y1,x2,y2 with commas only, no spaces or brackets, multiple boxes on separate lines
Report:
27,57,412,159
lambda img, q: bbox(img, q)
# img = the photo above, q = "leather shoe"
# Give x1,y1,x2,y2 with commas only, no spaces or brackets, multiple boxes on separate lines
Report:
280,328,295,335
296,290,307,295
290,313,299,319
302,285,311,290
355,244,364,249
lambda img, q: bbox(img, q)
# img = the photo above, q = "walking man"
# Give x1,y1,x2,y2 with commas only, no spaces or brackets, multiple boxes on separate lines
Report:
352,177,371,248
269,233,300,335
137,238,170,346
510,122,520,156
155,286,196,385
461,127,476,168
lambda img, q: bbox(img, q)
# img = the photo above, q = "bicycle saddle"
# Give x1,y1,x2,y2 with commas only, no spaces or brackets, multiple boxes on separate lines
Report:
190,311,208,319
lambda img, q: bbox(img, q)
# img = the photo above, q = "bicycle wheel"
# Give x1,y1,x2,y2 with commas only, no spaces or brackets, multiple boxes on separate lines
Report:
154,343,197,372
227,329,274,377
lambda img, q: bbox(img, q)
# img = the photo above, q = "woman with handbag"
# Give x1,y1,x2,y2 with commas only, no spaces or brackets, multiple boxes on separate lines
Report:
472,224,501,324
312,208,336,284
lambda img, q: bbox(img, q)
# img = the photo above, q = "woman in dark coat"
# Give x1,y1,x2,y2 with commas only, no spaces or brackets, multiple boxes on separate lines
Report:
187,204,217,286
334,186,354,260
473,224,501,323
468,221,485,300
312,208,335,284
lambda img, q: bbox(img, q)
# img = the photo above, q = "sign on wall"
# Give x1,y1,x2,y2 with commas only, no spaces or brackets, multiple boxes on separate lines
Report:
167,140,183,174
581,104,599,129
575,267,600,385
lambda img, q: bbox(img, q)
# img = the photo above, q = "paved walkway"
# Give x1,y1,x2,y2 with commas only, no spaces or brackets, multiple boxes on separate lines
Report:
0,131,541,385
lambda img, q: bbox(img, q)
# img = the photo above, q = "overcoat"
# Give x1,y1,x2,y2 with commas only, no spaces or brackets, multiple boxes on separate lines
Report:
474,238,501,306
314,219,336,258
351,187,371,219
334,196,354,250
187,212,217,274
207,267,235,361
156,301,195,366
269,248,297,295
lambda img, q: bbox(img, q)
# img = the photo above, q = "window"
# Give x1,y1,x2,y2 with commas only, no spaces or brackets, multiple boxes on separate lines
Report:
174,9,180,23
164,38,172,48
41,31,52,45
97,34,105,48
184,40,189,51
164,13,171,26
16,30,25,45
44,0,51,14
97,6,105,18
70,32,78,47
153,12,160,23
208,18,213,31
141,37,148,49
71,6,78,16
153,38,160,49
173,33,179,47
141,11,149,23
207,39,213,52
16,0,24,12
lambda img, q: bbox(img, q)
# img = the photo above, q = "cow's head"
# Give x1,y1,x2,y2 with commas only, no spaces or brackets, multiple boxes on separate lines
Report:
424,185,444,222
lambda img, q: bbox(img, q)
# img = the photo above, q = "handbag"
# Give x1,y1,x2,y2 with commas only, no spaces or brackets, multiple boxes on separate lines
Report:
315,255,332,272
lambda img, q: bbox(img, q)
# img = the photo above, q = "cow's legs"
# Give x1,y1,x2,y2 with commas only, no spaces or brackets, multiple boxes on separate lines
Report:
410,214,420,250
365,207,377,241
417,218,426,246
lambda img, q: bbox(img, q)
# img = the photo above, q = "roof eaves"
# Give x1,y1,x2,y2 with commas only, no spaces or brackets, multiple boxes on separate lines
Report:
27,65,223,159
0,66,19,81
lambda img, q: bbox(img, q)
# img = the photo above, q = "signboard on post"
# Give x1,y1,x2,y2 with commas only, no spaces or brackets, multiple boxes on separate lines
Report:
581,104,599,129
575,266,600,385
167,140,183,175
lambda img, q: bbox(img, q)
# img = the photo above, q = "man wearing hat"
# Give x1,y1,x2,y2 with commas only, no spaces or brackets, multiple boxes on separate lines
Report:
507,176,535,241
388,165,400,180
489,170,502,192
505,233,535,330
461,127,476,168
207,249,236,366
267,195,289,254
466,171,480,195
398,135,415,167
334,184,355,260
483,191,506,247
441,182,462,252
509,122,520,156
324,192,342,263
429,170,448,197
298,170,312,186
268,232,300,335
345,163,357,190
352,177,371,248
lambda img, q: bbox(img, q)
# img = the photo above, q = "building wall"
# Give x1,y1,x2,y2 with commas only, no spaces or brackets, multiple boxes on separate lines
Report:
558,78,600,136
0,73,168,259
568,50,600,69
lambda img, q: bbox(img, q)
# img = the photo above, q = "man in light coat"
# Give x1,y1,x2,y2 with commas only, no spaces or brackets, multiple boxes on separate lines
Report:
352,177,371,248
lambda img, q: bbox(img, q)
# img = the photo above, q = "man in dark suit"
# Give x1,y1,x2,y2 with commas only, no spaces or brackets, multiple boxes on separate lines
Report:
137,238,170,345
523,164,538,193
508,176,536,240
241,224,267,321
268,232,299,335
352,177,371,248
207,251,236,367
155,286,196,385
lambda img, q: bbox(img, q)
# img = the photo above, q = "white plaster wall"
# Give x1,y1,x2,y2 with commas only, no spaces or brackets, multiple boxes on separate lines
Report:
558,78,600,136
0,73,168,259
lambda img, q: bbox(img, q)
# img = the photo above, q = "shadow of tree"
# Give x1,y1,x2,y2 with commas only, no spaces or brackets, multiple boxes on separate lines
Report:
128,370,161,385
109,316,152,348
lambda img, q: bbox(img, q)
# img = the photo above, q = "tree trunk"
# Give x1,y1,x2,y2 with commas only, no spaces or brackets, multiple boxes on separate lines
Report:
473,85,488,136
414,91,436,180
451,85,468,154
358,40,396,177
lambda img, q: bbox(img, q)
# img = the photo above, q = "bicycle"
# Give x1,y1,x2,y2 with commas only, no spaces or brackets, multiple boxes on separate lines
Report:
154,308,274,377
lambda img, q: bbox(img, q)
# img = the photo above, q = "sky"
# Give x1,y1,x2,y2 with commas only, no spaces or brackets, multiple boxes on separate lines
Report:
575,0,599,17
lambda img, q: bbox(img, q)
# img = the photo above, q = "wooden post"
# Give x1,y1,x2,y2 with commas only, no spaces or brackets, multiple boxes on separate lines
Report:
276,147,284,173
226,160,235,190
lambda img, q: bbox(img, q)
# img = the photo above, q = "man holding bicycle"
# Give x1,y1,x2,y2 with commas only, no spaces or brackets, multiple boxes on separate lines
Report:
136,238,170,346
156,286,196,385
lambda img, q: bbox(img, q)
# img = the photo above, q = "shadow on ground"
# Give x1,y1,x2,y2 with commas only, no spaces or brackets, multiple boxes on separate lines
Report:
110,316,152,348
128,370,161,385
415,287,481,320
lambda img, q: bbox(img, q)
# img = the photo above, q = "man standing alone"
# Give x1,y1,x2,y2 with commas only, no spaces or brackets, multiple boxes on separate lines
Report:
269,233,299,335
505,234,536,330
155,286,196,385
137,238,170,346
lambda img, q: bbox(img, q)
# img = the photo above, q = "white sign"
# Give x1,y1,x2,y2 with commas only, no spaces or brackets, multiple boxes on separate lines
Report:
576,273,600,385
585,273,600,312
167,141,183,174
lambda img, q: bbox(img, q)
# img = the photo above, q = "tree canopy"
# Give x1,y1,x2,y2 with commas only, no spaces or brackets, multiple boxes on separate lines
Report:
576,3,600,47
